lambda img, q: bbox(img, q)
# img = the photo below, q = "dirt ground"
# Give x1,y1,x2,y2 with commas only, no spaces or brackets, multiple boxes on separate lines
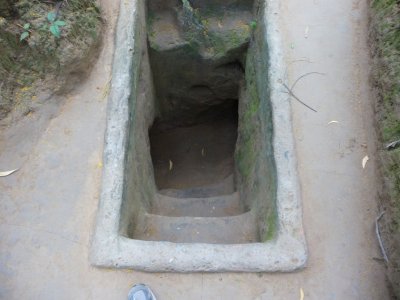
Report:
150,116,237,190
0,0,392,299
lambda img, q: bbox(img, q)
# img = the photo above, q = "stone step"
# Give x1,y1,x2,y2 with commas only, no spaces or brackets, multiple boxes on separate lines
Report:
158,175,235,198
132,211,259,244
151,192,244,217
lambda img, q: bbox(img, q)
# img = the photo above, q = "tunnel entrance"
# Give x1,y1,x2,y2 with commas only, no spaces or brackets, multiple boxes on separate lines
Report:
146,0,251,200
127,0,259,242
115,0,279,245
92,0,307,271
149,100,238,193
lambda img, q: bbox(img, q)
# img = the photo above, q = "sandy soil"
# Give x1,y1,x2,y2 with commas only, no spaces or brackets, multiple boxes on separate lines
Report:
0,0,392,299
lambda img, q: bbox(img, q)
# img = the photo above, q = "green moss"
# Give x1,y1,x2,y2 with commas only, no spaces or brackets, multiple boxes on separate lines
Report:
371,0,400,141
370,0,400,295
371,0,400,200
249,20,257,30
235,46,260,184
382,114,400,141
262,210,277,241
206,27,250,58
244,65,259,119
236,135,257,179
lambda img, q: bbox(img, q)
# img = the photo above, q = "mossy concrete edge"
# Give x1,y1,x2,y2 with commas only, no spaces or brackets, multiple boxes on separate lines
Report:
90,0,307,272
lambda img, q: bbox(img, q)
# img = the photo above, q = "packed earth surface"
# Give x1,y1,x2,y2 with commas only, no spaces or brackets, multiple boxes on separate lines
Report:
0,0,395,299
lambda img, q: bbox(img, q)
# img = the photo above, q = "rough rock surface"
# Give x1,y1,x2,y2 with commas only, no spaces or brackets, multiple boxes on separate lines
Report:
148,1,253,124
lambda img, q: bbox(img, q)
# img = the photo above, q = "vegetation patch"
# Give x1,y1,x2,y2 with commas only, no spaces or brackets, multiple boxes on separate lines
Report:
370,0,400,296
235,48,260,185
0,0,102,120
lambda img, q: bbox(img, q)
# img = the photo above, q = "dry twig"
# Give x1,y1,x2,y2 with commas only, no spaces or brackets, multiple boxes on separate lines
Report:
376,211,389,263
386,139,400,150
280,72,325,113
281,82,317,112
291,71,326,90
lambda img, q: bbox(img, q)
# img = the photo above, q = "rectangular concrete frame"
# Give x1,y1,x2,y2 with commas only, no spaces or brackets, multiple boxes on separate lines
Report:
90,0,307,272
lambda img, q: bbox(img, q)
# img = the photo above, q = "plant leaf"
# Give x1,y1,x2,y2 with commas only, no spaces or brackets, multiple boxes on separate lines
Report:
304,26,309,38
47,11,56,22
23,23,30,30
362,155,369,169
54,20,66,26
50,24,60,38
169,160,173,171
20,31,29,41
0,169,18,177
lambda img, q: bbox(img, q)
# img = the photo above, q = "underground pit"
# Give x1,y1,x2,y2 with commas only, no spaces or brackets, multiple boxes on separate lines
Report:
91,0,307,272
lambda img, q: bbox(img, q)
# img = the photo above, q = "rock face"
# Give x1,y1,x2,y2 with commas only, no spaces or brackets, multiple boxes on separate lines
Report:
147,0,253,125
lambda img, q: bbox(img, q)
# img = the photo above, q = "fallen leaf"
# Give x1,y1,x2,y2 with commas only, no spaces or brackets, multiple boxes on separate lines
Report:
300,288,304,300
218,21,223,28
304,26,309,38
362,155,369,169
97,161,103,168
328,120,339,124
0,169,18,177
169,160,173,171
102,78,111,99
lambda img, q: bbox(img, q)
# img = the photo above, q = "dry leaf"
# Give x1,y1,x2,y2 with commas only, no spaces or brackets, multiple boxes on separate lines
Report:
169,160,173,171
218,21,223,28
362,155,369,169
102,78,111,99
328,120,339,124
0,169,18,177
300,288,304,300
96,161,103,168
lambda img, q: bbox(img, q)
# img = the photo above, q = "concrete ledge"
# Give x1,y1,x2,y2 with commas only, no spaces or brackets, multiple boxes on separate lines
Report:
90,0,307,272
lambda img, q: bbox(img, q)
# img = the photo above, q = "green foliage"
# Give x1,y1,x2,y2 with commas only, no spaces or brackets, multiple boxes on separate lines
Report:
371,0,400,188
47,11,56,22
20,31,28,40
19,22,30,41
0,0,102,118
370,0,400,296
371,0,400,143
46,12,66,38
49,20,66,38
18,10,67,41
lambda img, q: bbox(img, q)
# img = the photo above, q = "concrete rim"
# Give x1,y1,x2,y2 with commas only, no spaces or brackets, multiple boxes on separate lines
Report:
90,0,307,272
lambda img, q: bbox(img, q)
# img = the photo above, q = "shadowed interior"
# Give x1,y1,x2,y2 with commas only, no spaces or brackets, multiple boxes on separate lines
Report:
149,100,238,191
119,0,277,244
